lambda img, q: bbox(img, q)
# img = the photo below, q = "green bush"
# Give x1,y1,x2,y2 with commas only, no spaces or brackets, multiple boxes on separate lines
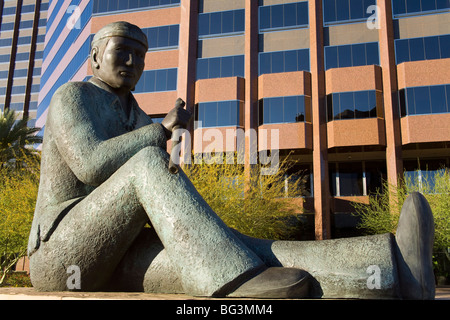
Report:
183,153,308,240
352,168,450,280
0,157,39,285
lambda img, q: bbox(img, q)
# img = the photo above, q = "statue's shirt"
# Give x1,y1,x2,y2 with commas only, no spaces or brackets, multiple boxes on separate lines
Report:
28,79,167,255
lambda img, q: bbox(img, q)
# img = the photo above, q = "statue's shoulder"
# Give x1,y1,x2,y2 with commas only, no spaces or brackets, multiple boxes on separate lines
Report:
53,81,97,100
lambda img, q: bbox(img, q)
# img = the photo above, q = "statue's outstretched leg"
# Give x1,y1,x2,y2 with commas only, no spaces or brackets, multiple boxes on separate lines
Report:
29,146,310,298
112,192,435,299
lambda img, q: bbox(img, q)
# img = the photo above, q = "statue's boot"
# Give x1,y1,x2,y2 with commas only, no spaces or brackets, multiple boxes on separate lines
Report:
226,267,310,298
395,192,435,300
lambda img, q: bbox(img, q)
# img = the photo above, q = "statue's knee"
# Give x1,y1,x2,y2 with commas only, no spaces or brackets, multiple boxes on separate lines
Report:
134,146,169,168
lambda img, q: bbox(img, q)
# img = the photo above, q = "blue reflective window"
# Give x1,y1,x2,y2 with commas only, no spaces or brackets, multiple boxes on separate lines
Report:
406,0,421,13
198,9,245,37
414,86,431,115
327,90,381,121
222,10,234,34
395,39,409,63
196,55,244,80
399,84,450,116
338,45,352,68
209,57,221,78
440,35,450,58
324,1,337,23
270,97,284,123
234,55,245,77
352,43,366,66
325,46,338,69
392,0,450,16
430,85,447,114
409,38,425,61
259,53,271,75
134,69,177,93
325,42,379,70
198,14,210,36
196,100,242,128
424,36,440,60
323,0,376,24
271,51,284,73
210,12,222,35
285,50,298,72
336,0,350,21
93,0,180,14
259,6,271,30
271,4,284,29
259,95,310,124
259,49,310,75
395,34,450,64
259,1,309,31
221,56,233,78
340,92,354,119
366,42,380,65
332,93,341,120
285,4,297,27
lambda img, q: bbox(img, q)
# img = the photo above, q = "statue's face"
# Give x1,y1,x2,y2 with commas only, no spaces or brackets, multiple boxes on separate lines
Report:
95,36,146,92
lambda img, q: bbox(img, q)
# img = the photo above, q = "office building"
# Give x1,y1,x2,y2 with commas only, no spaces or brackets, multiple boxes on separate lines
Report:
0,0,48,127
34,0,450,239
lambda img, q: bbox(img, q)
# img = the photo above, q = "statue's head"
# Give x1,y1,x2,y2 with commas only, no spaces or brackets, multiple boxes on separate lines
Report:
90,21,148,92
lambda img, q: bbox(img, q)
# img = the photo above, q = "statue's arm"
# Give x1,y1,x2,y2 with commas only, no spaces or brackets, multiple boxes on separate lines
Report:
49,83,167,187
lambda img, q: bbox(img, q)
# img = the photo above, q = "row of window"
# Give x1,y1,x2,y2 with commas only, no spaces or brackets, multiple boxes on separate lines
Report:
395,34,450,64
0,18,47,32
323,0,377,25
0,68,41,79
332,158,449,197
392,0,450,17
399,84,450,117
327,90,383,121
2,4,38,16
258,95,311,125
330,161,386,196
134,68,178,93
143,25,179,50
259,49,310,75
92,0,180,14
325,42,379,70
196,55,244,80
7,101,38,112
0,84,40,96
0,35,45,47
0,51,43,63
259,1,309,31
195,100,244,128
198,9,245,37
404,158,449,192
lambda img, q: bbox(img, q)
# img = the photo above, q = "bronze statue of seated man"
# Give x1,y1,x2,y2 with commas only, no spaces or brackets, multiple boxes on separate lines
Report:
28,22,435,299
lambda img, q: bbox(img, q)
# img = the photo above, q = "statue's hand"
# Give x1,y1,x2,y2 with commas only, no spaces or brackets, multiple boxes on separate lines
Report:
161,98,192,138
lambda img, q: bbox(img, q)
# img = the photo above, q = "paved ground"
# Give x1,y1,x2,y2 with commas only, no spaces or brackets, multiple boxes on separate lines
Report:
0,286,448,300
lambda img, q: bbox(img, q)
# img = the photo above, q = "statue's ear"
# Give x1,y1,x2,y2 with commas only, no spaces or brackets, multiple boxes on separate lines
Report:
91,47,100,69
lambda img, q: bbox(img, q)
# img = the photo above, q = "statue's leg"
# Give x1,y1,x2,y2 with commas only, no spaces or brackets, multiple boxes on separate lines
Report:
113,228,400,299
113,193,435,300
30,146,266,296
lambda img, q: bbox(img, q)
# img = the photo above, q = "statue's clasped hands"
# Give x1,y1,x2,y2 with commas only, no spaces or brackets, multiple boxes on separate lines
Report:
161,98,192,174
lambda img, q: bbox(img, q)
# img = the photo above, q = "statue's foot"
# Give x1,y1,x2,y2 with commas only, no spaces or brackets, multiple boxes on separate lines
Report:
395,192,435,300
226,267,310,299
